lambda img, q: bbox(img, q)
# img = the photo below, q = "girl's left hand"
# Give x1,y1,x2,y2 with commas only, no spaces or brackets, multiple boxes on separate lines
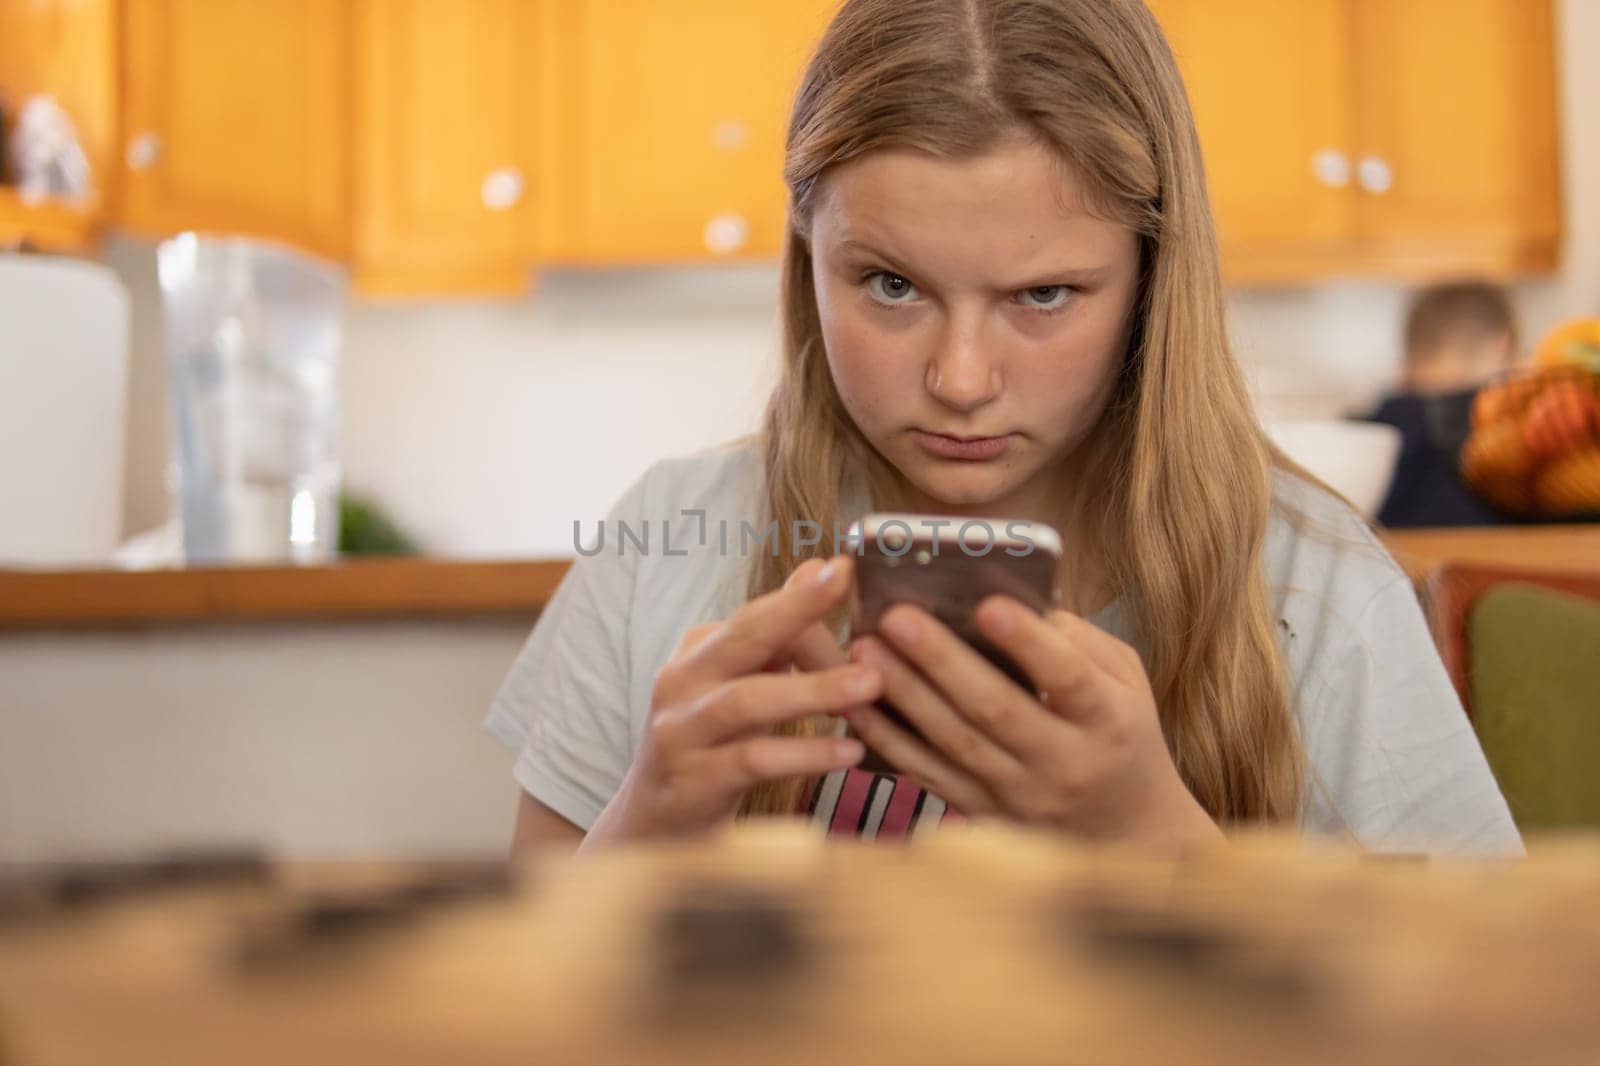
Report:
845,597,1223,854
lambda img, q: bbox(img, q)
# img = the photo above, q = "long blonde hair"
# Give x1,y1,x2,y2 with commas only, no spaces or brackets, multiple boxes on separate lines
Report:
741,0,1304,823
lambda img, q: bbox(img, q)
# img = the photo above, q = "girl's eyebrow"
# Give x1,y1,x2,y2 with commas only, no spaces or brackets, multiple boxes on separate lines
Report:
838,238,915,275
839,238,1111,290
1007,266,1111,289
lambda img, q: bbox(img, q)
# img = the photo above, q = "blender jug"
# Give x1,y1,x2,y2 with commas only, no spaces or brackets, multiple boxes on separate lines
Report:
158,233,344,564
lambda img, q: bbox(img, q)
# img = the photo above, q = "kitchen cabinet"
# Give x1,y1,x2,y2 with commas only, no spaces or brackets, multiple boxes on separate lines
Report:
539,0,835,263
352,0,543,296
1350,0,1561,276
1150,0,1358,278
0,0,115,250
1151,0,1560,282
5,0,1566,290
118,0,351,259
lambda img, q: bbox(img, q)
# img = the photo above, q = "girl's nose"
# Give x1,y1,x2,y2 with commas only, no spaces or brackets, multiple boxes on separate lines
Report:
925,316,1002,413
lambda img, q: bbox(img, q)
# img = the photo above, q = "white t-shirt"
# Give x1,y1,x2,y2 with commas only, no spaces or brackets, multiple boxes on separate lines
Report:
484,438,1523,856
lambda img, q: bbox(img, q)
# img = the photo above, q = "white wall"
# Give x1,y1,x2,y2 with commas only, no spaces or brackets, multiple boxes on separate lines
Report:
110,0,1600,556
339,269,782,556
0,618,528,861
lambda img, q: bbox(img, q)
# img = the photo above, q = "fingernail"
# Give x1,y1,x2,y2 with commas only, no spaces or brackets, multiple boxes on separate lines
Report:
836,739,865,763
882,609,917,646
845,667,878,700
814,560,839,586
981,598,1016,635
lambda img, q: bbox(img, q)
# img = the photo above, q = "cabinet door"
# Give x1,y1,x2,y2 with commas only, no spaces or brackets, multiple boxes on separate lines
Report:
542,0,835,263
1148,0,1357,280
1352,0,1560,275
0,0,116,245
352,0,539,296
119,0,350,258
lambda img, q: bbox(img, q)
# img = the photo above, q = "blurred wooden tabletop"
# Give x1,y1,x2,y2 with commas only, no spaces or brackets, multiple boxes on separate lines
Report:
2,823,1598,1066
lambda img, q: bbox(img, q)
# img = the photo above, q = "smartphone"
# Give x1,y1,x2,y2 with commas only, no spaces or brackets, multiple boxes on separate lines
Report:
842,513,1063,775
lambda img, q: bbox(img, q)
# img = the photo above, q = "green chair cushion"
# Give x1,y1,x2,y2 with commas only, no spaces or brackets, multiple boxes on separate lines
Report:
1469,582,1600,832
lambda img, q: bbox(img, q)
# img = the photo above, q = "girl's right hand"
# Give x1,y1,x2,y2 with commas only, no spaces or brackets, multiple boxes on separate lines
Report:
582,556,881,848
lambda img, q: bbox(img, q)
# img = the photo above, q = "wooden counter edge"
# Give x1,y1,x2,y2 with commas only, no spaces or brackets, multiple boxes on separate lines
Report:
1380,525,1600,584
0,557,574,629
1,525,1594,629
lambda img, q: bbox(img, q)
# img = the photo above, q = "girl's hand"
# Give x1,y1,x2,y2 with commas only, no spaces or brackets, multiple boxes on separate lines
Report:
844,597,1222,854
584,556,881,849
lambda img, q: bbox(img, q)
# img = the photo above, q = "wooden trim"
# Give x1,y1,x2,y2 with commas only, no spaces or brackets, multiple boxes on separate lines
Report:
1421,563,1600,719
3,526,1594,630
1380,526,1600,584
0,188,100,252
0,558,572,629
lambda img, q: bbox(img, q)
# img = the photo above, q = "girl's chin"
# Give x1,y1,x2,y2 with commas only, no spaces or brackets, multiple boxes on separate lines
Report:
899,465,1026,512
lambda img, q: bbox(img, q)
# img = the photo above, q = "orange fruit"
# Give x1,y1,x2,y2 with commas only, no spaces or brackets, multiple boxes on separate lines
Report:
1533,318,1600,371
1533,445,1600,515
1519,378,1600,463
1472,381,1517,428
1462,418,1535,485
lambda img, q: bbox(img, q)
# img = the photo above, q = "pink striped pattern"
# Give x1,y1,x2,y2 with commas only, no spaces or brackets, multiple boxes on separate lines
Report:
809,767,962,839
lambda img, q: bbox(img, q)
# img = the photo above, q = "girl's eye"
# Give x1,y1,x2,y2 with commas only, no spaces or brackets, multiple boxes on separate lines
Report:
865,271,920,304
1017,285,1071,311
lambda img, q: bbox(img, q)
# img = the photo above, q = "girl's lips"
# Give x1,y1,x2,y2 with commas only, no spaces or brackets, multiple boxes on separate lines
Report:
912,430,1012,461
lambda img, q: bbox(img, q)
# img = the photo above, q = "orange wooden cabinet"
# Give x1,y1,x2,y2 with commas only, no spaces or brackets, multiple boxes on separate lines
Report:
1350,0,1562,278
7,0,1565,290
1150,0,1561,283
117,0,352,260
350,0,543,297
1150,0,1359,279
0,0,116,250
537,0,835,264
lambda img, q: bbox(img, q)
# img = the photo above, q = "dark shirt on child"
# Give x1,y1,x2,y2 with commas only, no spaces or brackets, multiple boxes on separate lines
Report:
1363,387,1513,528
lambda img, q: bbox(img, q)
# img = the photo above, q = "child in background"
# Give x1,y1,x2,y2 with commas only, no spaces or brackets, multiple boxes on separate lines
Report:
1366,280,1521,527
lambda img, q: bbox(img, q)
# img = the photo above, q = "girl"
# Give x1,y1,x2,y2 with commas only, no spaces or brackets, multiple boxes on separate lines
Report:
485,0,1520,857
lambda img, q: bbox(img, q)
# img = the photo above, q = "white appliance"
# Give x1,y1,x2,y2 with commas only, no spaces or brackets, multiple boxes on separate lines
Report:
1263,418,1402,519
0,255,130,566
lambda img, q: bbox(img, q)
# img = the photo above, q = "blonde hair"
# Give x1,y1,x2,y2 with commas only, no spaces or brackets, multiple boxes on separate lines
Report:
741,0,1304,823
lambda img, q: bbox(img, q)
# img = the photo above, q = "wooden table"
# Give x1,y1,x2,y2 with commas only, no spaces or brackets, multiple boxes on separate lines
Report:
3,823,1599,1065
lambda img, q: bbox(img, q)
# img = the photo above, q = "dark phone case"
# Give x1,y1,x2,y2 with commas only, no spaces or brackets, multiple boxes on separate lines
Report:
848,534,1058,776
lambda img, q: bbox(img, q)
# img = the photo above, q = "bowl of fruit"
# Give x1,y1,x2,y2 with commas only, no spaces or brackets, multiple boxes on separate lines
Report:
1460,318,1600,518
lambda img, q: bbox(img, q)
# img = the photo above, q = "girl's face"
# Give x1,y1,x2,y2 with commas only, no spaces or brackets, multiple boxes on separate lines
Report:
809,134,1142,522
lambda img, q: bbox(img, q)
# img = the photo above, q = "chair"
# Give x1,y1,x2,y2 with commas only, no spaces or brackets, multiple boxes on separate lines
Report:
1423,563,1600,716
1422,563,1600,831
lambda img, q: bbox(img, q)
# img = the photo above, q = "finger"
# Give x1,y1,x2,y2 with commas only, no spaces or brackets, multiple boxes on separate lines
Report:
684,556,855,681
758,617,851,675
685,661,883,745
1044,608,1146,686
972,598,1112,723
709,733,868,790
676,622,719,655
876,604,1069,757
777,619,853,674
842,703,998,817
850,636,1025,784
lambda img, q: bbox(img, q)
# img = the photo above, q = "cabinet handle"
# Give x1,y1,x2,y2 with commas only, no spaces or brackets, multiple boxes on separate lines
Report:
126,132,163,172
480,166,525,211
1311,149,1350,188
703,213,749,255
1357,156,1393,195
711,119,749,153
